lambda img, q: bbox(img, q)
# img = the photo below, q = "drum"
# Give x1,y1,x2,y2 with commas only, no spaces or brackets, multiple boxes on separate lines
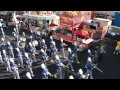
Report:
32,40,39,47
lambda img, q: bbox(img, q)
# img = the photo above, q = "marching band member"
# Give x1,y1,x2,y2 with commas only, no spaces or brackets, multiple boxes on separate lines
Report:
41,63,53,79
54,55,66,79
85,57,94,79
0,51,3,63
59,38,66,58
0,20,6,39
0,26,5,39
77,68,89,79
29,36,33,43
50,36,54,45
9,57,15,65
40,39,47,52
40,49,48,63
2,50,12,72
88,49,94,62
35,30,42,41
35,30,42,49
73,42,80,64
88,49,92,57
12,33,20,49
13,11,20,37
15,48,24,68
26,72,32,79
50,41,57,60
14,28,19,39
15,26,20,37
10,58,20,79
66,48,74,71
49,36,54,50
6,42,14,58
29,29,33,36
69,75,74,79
29,42,37,62
19,37,26,57
27,36,33,47
24,53,34,77
0,38,7,51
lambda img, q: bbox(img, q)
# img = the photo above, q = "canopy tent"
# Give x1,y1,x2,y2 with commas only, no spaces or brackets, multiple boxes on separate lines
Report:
23,14,60,20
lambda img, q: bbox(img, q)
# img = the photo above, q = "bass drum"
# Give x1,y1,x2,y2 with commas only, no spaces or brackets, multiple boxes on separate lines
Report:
32,40,39,47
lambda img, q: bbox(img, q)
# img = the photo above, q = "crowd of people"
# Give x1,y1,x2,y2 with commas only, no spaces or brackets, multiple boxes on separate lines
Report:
1,12,120,79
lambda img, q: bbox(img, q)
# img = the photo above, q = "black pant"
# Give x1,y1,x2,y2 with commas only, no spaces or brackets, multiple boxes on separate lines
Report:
98,53,103,63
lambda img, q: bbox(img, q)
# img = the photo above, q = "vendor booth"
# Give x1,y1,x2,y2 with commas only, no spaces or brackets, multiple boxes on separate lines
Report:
90,18,112,40
52,11,93,51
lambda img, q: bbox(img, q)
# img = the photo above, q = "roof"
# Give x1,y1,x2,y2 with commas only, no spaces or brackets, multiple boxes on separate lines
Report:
94,18,112,22
23,14,60,20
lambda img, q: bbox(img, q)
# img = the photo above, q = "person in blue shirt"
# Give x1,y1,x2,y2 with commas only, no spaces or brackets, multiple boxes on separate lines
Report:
50,36,54,45
41,63,53,79
6,42,14,58
0,26,5,40
50,41,57,60
19,39,26,57
77,68,89,79
0,51,3,63
77,68,84,79
88,49,92,57
26,36,33,48
14,28,19,39
35,30,42,49
69,75,74,79
26,72,32,79
54,55,65,79
40,39,47,52
10,58,20,79
66,48,74,71
85,57,94,79
15,48,24,68
40,49,48,63
24,53,34,77
87,49,94,62
28,42,37,62
59,38,66,59
73,42,80,64
12,33,20,49
2,50,12,72
0,38,7,51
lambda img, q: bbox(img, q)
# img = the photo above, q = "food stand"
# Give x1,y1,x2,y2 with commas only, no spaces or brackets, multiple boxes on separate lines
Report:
52,11,93,51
